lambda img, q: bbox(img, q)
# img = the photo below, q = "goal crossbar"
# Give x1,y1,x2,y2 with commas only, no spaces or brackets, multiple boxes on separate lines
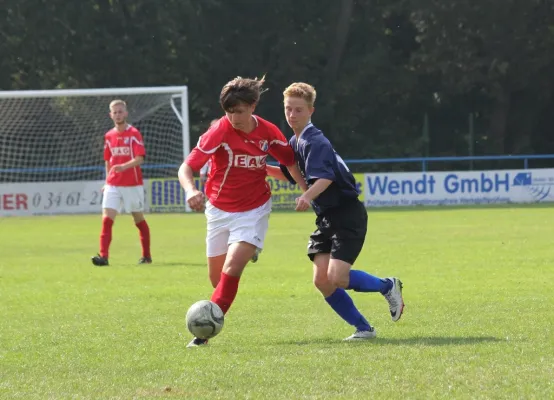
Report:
0,86,188,99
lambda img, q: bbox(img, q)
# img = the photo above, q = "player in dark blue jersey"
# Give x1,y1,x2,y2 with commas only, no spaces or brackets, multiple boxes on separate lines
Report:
267,82,405,340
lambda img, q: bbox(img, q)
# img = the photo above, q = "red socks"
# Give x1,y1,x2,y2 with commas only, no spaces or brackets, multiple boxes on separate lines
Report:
135,220,151,258
99,216,114,258
211,272,241,314
100,217,151,259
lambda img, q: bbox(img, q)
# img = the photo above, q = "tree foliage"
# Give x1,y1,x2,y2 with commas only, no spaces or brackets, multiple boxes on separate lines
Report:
2,0,554,164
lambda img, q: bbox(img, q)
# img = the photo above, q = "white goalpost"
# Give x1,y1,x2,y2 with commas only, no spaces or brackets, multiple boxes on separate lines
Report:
0,86,190,216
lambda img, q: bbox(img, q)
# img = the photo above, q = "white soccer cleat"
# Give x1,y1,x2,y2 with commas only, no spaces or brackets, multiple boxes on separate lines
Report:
343,328,377,341
186,337,208,348
383,277,404,322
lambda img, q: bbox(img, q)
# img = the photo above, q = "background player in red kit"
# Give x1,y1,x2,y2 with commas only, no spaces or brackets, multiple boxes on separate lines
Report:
178,76,306,347
91,100,152,266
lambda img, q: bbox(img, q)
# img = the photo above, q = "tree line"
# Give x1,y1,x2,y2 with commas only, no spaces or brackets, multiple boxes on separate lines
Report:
2,0,554,170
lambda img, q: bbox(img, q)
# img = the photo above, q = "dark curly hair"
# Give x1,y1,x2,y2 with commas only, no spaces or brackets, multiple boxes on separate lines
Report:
219,76,266,111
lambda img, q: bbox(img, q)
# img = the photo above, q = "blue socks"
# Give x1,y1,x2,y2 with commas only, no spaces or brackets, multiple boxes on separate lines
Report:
347,270,392,294
325,288,371,331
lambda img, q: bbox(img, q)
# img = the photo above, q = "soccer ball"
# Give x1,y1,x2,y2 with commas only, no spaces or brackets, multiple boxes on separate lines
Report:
185,300,224,339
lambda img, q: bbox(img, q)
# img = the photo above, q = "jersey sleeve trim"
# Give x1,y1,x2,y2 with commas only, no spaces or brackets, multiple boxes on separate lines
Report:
213,142,234,201
130,136,146,157
196,137,221,155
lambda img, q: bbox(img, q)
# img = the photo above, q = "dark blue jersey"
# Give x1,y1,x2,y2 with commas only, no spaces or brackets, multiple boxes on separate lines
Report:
289,123,359,215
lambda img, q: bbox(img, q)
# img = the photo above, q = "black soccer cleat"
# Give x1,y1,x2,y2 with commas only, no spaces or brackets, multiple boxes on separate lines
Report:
91,254,109,266
138,257,152,264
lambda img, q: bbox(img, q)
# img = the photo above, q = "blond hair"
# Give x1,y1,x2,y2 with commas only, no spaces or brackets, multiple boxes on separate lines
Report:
283,82,316,107
109,99,127,110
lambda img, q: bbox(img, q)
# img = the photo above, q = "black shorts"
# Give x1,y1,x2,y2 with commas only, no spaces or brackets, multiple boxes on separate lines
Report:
307,199,367,265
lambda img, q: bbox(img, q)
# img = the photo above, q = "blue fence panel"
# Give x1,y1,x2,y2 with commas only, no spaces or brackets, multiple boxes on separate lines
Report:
2,155,554,174
345,155,554,171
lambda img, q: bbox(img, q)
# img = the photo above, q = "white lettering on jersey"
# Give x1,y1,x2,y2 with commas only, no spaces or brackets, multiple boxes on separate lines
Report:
233,154,267,169
112,146,131,156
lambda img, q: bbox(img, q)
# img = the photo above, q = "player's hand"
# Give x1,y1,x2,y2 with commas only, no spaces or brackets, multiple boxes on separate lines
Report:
295,195,311,211
187,189,205,212
111,165,125,173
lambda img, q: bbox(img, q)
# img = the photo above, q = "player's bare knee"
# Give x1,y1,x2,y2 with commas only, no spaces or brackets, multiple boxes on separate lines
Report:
314,278,333,292
328,275,349,289
132,212,145,224
103,208,117,220
221,253,248,277
328,259,352,288
312,272,334,296
313,274,326,290
222,262,246,277
222,242,255,276
314,281,336,297
327,268,350,289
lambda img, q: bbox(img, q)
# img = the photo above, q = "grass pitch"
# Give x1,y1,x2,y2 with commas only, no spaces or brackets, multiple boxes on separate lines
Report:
0,206,553,399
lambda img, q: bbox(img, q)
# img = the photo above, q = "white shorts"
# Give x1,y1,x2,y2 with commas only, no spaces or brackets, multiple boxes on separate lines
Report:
102,185,145,213
205,199,272,257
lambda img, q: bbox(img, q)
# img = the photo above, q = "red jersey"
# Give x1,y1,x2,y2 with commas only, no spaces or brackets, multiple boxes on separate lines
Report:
185,116,295,212
104,125,146,186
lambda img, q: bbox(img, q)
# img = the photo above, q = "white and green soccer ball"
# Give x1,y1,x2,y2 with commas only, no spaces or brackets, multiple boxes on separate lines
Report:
186,300,224,339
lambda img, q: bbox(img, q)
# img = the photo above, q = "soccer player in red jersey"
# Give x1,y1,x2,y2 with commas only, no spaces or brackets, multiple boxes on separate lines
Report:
178,77,306,347
91,100,152,267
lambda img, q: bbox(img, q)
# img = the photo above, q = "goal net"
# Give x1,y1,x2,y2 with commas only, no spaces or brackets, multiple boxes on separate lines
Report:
0,87,189,183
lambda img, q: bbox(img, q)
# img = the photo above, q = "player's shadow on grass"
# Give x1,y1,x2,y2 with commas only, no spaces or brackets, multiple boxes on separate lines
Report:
370,336,503,346
136,262,206,267
281,336,502,346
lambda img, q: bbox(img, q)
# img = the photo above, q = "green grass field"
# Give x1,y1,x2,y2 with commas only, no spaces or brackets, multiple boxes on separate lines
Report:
1,206,553,399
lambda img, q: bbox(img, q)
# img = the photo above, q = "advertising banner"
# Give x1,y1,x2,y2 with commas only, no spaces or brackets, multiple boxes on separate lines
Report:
363,169,554,207
13,168,546,216
0,180,105,216
147,173,366,213
147,178,191,213
268,173,365,210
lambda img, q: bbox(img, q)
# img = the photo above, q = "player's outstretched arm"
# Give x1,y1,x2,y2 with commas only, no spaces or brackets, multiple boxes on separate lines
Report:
296,178,333,211
178,162,205,212
267,164,307,191
287,164,308,192
266,165,287,181
178,162,197,193
112,156,144,173
103,161,110,191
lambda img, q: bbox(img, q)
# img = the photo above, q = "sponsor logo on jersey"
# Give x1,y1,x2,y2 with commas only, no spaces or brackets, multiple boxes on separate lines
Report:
234,154,267,169
112,146,131,156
